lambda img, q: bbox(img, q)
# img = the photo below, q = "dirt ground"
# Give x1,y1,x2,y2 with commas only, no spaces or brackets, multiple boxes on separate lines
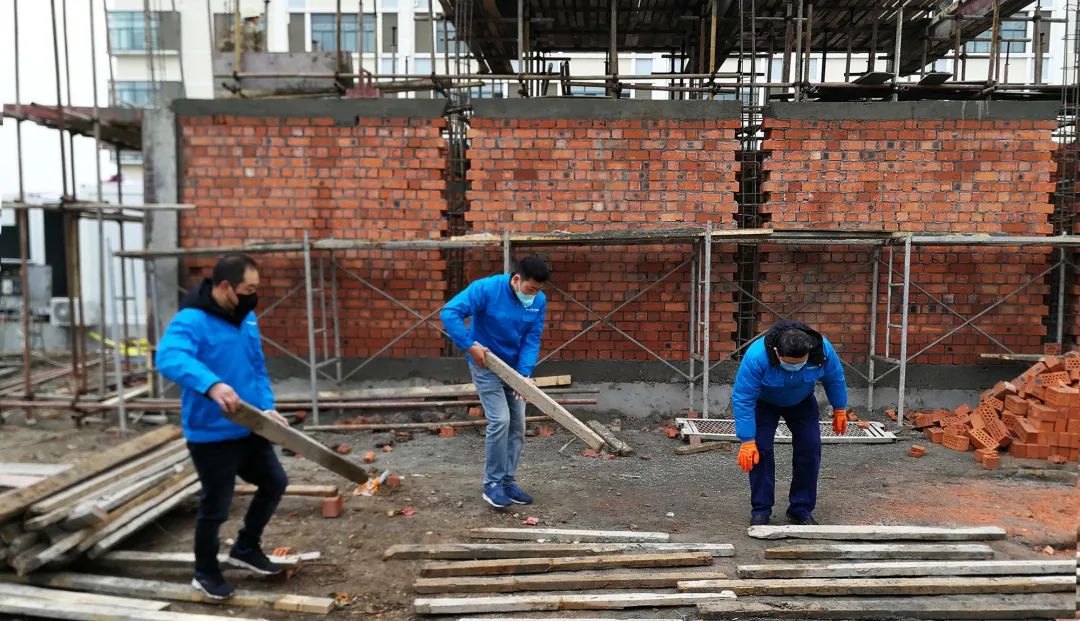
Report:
1,409,1077,620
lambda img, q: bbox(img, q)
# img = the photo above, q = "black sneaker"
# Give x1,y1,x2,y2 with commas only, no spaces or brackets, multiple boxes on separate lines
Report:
228,546,285,576
786,511,819,525
191,572,235,600
750,514,770,526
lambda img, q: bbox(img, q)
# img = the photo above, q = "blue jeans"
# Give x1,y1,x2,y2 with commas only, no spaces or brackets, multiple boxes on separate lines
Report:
748,394,822,519
471,365,526,487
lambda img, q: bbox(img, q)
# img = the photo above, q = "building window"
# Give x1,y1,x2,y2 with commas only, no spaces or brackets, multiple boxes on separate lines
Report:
414,57,433,75
311,13,371,52
382,0,398,11
634,58,653,76
436,21,462,53
966,19,1027,54
469,83,504,98
108,11,158,51
414,0,429,10
570,85,608,97
381,58,397,74
112,81,156,107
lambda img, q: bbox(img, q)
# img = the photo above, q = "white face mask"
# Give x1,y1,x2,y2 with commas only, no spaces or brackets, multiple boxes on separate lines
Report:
514,282,536,307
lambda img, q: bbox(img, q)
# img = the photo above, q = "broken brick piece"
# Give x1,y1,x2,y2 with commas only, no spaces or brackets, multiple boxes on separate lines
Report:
1048,454,1068,465
982,452,1001,470
665,427,680,439
1044,343,1063,356
385,474,402,489
382,444,393,453
1040,356,1065,373
272,546,297,557
913,412,934,429
439,426,456,438
537,425,555,437
467,406,484,418
952,404,972,417
362,450,377,464
321,494,345,519
907,445,926,458
334,444,351,455
580,449,600,458
885,409,897,421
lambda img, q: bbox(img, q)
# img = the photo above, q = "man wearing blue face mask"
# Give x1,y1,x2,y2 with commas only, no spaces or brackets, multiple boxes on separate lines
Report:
441,256,549,509
731,320,848,526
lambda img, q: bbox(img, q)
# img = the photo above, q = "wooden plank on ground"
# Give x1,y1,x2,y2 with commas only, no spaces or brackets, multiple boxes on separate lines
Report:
276,375,572,402
414,569,730,593
586,421,633,455
0,582,168,611
0,426,181,522
97,550,319,569
0,594,267,621
421,552,712,577
677,575,1074,596
226,402,368,483
763,543,995,560
468,527,669,542
737,559,1077,579
0,464,71,477
10,572,335,614
747,525,1007,541
675,442,729,455
87,480,201,558
483,353,604,450
414,592,736,614
235,484,338,497
384,542,734,560
0,474,45,488
696,595,1075,619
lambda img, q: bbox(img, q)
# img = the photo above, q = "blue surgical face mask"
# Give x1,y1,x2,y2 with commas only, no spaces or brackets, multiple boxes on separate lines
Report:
514,282,536,307
779,359,807,372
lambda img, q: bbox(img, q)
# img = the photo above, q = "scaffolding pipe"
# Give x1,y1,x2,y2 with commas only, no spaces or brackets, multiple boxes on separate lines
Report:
107,244,127,433
90,0,108,396
893,1,911,102
303,231,320,425
702,220,712,417
868,246,880,416
896,237,912,426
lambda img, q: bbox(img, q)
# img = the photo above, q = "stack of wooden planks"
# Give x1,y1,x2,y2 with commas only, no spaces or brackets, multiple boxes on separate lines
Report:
685,525,1076,619
391,527,738,615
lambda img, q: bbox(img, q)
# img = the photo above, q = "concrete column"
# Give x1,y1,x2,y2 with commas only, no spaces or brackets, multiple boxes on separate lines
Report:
142,108,180,329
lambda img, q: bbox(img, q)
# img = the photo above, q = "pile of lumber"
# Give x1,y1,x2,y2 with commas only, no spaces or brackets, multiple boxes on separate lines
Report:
388,527,737,615
0,426,198,576
907,352,1080,465
691,525,1075,619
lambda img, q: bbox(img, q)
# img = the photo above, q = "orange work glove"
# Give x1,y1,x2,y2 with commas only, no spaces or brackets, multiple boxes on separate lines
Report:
833,409,849,435
737,440,760,473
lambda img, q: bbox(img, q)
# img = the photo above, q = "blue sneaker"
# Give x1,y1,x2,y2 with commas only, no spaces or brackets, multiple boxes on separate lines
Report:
503,482,533,505
482,483,511,508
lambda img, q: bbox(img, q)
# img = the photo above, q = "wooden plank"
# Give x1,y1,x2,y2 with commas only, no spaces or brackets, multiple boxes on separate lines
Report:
12,529,85,575
737,559,1077,579
61,457,190,530
763,543,995,560
586,421,633,455
747,525,1007,541
306,416,549,432
0,426,182,522
0,463,70,477
414,570,731,594
0,594,267,621
276,375,572,402
87,480,201,558
225,402,368,483
12,572,336,614
0,582,168,611
483,352,604,450
413,592,736,615
28,438,186,515
420,552,713,578
235,484,338,497
0,474,45,489
677,575,1074,596
468,527,670,542
675,442,729,455
384,542,735,560
696,595,1075,619
97,550,317,569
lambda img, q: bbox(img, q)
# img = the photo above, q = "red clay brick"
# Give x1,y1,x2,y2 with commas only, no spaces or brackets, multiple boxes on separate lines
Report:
924,426,945,444
942,433,971,452
321,494,345,518
967,428,999,451
907,445,927,458
982,452,1000,469
1004,395,1029,416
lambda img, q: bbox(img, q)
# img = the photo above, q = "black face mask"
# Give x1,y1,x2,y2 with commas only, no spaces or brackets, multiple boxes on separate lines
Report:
235,293,258,318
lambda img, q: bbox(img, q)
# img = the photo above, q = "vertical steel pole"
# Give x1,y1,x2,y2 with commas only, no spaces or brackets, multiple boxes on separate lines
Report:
318,257,330,363
517,0,524,74
147,260,165,398
330,252,343,385
885,246,894,360
303,232,320,425
892,1,907,102
793,0,803,100
609,0,618,97
870,13,878,73
868,246,880,417
897,237,912,426
702,221,712,417
14,0,33,405
503,231,511,274
107,244,127,433
688,243,699,411
1057,247,1066,345
90,0,108,395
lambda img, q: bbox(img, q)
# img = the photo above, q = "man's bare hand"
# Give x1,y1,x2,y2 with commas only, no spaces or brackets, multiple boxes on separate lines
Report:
513,376,535,401
265,409,289,426
207,382,240,413
467,342,490,368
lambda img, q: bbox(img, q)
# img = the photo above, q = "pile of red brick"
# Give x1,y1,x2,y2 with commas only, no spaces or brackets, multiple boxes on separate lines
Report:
907,352,1080,468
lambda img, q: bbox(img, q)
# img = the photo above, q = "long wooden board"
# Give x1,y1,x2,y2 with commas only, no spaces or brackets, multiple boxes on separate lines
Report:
235,484,338,497
0,594,267,621
696,595,1075,619
422,552,711,578
75,470,199,556
414,570,731,593
747,525,1007,541
468,527,670,542
226,402,368,483
762,543,995,560
414,592,736,614
10,572,336,614
0,474,45,488
737,559,1077,579
0,426,181,522
0,582,168,611
483,353,604,450
677,575,1074,596
275,375,572,402
97,550,319,569
586,421,632,455
0,464,69,478
88,480,202,558
384,542,735,560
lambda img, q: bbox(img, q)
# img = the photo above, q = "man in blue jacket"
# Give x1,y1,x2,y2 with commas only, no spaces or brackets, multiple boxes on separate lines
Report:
441,256,549,509
731,320,848,526
156,255,289,600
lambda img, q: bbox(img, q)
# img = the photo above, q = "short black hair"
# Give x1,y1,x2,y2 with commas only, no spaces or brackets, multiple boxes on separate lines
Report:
515,256,550,283
776,329,813,358
212,255,258,287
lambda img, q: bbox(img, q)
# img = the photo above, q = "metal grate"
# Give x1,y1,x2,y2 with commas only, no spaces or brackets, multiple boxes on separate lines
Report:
676,418,897,444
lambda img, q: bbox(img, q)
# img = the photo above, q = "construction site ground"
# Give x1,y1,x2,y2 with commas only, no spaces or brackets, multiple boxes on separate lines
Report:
2,406,1076,620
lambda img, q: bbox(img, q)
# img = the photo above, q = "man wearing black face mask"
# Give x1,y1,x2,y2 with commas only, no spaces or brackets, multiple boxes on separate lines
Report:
157,255,289,601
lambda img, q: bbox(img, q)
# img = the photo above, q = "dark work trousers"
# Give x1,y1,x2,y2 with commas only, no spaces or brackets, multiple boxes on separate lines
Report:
187,434,288,575
748,394,822,519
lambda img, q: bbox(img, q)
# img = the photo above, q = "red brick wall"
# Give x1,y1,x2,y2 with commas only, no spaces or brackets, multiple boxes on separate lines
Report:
759,108,1058,364
177,103,447,359
465,102,742,363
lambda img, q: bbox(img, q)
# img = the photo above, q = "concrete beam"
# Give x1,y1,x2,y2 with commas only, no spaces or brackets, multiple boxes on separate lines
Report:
764,101,1059,121
471,98,742,120
171,98,447,123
